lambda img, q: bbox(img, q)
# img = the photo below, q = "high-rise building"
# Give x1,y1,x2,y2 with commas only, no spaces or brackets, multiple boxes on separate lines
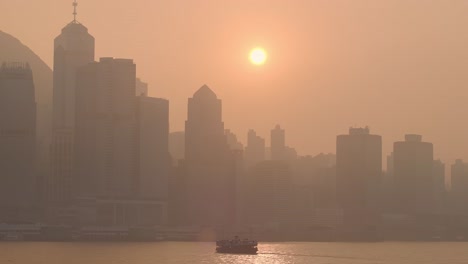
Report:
0,62,37,221
136,95,170,200
271,125,286,161
225,129,244,151
244,129,266,168
245,160,293,226
184,85,236,226
393,134,434,213
52,7,95,130
49,4,95,204
74,58,137,198
336,127,382,210
450,159,468,213
432,160,446,213
136,78,148,96
169,131,185,164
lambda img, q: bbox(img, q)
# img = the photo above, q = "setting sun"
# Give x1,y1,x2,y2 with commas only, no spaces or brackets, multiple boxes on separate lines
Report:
249,48,267,65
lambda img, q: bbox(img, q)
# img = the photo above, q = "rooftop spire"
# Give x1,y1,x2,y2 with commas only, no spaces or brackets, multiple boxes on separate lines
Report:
72,0,78,23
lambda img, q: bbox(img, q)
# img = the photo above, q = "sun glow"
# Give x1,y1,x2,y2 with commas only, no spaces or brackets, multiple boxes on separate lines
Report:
249,48,267,65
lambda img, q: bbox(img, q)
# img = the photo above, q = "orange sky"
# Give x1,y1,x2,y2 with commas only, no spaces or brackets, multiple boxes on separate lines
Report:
2,0,468,168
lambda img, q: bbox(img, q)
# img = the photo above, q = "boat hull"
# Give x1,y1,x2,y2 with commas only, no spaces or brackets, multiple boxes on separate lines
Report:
216,247,258,255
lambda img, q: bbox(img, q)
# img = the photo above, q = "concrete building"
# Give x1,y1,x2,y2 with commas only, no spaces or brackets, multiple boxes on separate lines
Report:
393,134,434,214
74,58,137,199
432,160,446,213
336,127,382,210
184,85,236,226
450,159,468,213
271,125,286,161
169,132,185,165
0,62,37,221
225,129,244,151
244,129,266,168
49,12,95,205
136,78,148,96
245,160,293,227
136,95,170,200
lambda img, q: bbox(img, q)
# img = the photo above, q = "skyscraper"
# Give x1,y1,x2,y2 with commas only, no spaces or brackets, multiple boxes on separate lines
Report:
136,95,170,200
52,3,95,129
450,159,468,213
245,129,266,168
245,160,293,227
74,58,137,198
49,2,95,204
393,134,434,213
271,125,286,161
184,85,236,226
336,127,382,210
0,62,37,221
432,160,446,213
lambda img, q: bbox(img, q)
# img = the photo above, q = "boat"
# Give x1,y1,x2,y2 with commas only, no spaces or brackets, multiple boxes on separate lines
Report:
216,236,258,254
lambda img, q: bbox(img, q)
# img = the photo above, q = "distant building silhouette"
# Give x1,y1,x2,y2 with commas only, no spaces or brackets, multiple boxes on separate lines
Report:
432,160,446,213
135,78,148,96
393,134,434,213
225,129,244,151
169,131,185,164
184,85,236,226
244,129,266,168
136,95,170,200
0,62,38,221
74,58,137,198
336,127,382,210
271,125,286,161
245,160,293,227
49,14,95,205
450,159,468,213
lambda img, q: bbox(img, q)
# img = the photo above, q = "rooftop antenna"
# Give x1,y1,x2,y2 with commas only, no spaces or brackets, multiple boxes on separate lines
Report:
72,0,78,23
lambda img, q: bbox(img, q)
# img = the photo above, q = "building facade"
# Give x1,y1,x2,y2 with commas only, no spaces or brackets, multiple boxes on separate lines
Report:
0,62,37,221
245,129,266,168
184,85,236,226
336,127,382,210
393,134,434,214
136,95,170,200
49,18,95,205
271,125,286,161
74,58,137,199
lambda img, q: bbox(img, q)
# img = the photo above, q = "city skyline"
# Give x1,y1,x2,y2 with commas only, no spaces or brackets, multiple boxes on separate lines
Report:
3,0,468,245
3,1,468,166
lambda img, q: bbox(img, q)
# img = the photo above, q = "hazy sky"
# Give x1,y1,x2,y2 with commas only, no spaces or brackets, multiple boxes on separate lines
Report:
2,0,468,167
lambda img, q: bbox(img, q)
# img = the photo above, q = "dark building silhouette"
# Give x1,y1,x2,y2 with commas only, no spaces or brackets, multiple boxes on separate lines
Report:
336,127,382,210
74,58,137,198
49,10,95,205
136,95,170,200
0,62,37,221
244,129,266,168
393,134,434,214
450,159,468,213
271,125,286,161
184,85,236,226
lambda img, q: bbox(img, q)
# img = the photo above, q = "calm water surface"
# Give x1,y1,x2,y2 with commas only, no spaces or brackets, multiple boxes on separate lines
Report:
0,242,467,264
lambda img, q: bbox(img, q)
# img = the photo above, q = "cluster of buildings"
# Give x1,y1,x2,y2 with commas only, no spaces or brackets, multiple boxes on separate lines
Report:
1,3,468,241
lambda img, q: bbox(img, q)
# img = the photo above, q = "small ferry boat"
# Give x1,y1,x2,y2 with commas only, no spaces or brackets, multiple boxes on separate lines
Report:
216,236,258,254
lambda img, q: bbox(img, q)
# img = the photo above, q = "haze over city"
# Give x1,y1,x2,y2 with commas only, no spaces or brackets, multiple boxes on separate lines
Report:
3,0,468,165
3,0,468,262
